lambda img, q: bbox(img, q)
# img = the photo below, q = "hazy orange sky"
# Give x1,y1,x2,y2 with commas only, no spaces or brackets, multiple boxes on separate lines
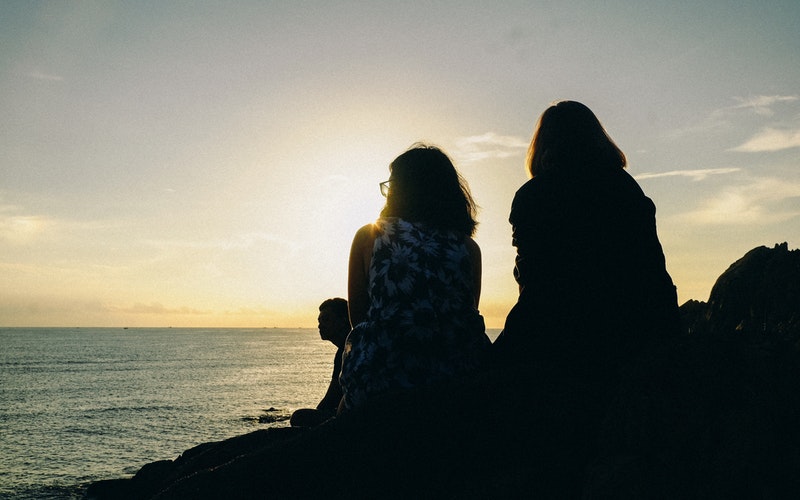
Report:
2,1,799,328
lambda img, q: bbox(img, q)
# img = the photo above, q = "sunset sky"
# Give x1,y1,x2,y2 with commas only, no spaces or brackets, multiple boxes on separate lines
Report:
2,1,799,328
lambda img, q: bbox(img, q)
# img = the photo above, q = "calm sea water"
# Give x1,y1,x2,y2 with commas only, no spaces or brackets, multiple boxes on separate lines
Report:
0,327,335,499
0,327,501,499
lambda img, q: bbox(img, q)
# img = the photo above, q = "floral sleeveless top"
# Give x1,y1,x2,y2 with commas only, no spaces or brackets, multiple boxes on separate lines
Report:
340,218,490,409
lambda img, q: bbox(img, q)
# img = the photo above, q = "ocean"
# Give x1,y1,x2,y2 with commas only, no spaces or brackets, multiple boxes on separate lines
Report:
0,327,501,499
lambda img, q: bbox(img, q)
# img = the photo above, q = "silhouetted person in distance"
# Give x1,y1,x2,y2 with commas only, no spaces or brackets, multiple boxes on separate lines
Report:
290,298,350,427
340,144,491,410
492,101,681,495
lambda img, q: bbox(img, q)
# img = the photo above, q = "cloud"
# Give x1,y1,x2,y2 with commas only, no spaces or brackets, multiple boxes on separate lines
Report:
108,302,210,315
453,132,528,164
679,177,800,225
0,214,53,243
0,293,108,322
730,127,800,152
729,95,799,116
669,95,800,139
635,168,741,181
223,306,278,317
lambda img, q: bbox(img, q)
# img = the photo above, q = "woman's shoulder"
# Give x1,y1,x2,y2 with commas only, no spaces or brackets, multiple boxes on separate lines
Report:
511,176,555,217
513,174,568,200
464,236,481,258
352,223,379,249
514,177,540,196
612,168,646,195
355,222,378,236
354,218,416,246
609,169,656,212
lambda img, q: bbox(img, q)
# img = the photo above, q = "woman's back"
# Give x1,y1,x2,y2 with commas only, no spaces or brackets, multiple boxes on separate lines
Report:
341,217,489,408
497,167,680,373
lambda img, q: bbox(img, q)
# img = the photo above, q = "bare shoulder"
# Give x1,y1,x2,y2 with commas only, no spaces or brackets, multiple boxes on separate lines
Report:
353,223,377,245
465,237,481,258
351,223,378,256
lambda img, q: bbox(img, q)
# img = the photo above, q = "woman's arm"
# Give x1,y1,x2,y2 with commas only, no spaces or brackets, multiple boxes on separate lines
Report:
466,237,482,308
347,224,376,327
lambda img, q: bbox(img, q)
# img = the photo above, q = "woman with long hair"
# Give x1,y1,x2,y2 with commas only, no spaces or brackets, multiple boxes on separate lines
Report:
340,144,490,410
495,100,680,368
492,101,682,496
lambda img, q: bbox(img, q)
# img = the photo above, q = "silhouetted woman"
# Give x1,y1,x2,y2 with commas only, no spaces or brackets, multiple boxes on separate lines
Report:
495,100,680,372
492,102,681,494
340,144,490,410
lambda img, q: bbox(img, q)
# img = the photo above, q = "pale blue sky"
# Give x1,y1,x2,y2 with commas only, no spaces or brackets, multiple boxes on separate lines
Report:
2,1,799,327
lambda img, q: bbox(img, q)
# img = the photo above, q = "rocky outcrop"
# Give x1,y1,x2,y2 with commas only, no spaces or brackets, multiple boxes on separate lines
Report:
592,242,800,498
682,242,800,344
85,244,800,499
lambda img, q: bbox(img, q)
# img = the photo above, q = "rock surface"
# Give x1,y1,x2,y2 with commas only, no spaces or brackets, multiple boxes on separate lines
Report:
85,243,800,499
683,242,800,344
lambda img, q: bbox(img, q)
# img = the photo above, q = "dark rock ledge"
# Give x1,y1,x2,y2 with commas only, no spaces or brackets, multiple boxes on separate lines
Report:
85,244,800,499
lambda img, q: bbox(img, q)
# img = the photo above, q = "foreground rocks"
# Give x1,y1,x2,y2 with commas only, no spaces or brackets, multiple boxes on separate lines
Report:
86,244,800,499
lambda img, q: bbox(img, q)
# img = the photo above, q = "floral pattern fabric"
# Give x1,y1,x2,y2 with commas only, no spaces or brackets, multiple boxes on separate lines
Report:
340,217,490,409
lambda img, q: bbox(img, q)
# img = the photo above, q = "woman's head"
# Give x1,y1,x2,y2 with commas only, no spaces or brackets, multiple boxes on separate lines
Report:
380,144,477,236
527,100,626,178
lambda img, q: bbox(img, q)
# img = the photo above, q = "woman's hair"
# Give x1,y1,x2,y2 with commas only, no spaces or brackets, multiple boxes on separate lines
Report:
380,144,478,236
527,100,626,178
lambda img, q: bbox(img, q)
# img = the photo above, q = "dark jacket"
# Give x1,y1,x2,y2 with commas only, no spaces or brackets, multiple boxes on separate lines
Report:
494,167,680,376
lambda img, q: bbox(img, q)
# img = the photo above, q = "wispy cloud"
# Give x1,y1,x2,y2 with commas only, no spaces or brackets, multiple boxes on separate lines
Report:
729,95,799,116
730,127,800,152
0,214,53,243
108,302,210,315
679,177,800,225
453,132,528,164
669,95,800,139
695,95,800,153
635,168,741,181
0,293,107,322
